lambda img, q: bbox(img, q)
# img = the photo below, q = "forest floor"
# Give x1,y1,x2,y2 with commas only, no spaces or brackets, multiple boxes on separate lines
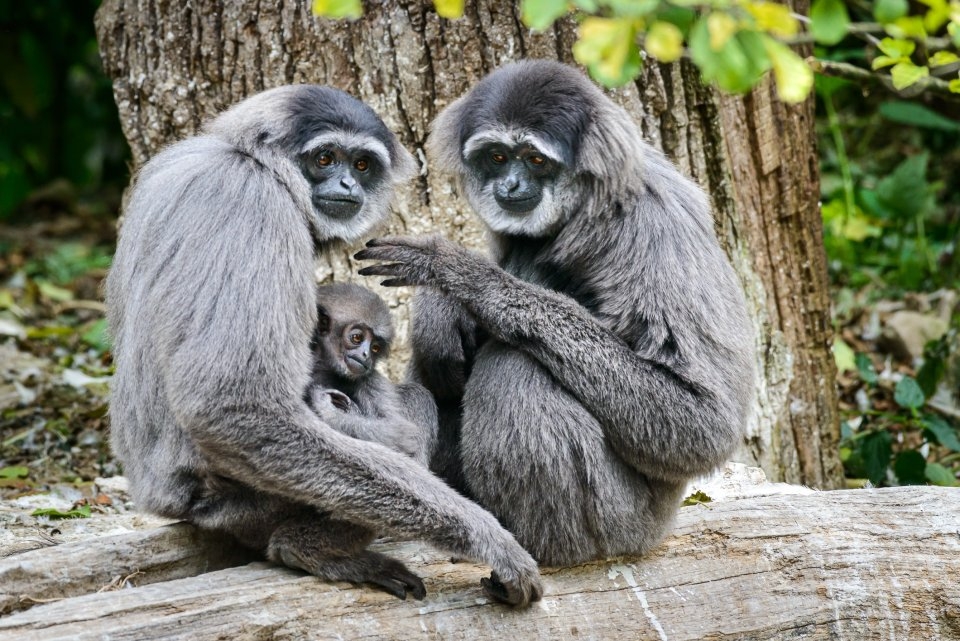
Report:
0,207,957,554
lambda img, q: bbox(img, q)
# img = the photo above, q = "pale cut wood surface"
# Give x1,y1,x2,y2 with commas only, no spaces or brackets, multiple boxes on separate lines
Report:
1,486,957,640
0,522,253,616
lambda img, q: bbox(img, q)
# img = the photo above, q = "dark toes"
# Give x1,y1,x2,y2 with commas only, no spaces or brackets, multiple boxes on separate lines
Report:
408,576,427,600
480,574,514,604
481,571,540,607
377,559,426,600
529,580,543,603
371,577,410,600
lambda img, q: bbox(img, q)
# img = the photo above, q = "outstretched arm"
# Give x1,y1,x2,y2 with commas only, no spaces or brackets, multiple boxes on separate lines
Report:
357,236,752,481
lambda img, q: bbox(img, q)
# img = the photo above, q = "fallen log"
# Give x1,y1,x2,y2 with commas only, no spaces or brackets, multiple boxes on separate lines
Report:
0,522,253,615
0,485,957,640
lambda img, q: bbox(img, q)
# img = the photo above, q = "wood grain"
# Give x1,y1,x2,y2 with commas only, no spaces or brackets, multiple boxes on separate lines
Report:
2,487,957,640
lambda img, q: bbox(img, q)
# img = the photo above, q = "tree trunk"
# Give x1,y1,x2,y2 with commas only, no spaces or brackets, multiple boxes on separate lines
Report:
94,0,841,488
2,485,957,639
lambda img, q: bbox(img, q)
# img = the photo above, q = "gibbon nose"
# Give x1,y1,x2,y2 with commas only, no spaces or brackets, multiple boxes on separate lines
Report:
340,174,358,192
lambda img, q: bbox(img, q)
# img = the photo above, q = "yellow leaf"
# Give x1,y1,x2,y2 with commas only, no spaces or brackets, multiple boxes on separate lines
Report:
762,37,814,103
885,15,927,38
746,1,799,37
890,61,929,89
574,17,621,65
929,50,959,66
921,0,951,32
707,12,738,51
949,78,960,93
833,337,856,373
877,37,915,58
645,21,684,62
312,0,362,19
434,0,465,19
871,55,902,70
37,281,74,303
573,17,643,87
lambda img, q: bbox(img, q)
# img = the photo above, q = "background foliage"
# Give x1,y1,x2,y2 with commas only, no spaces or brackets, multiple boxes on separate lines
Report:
0,1,128,219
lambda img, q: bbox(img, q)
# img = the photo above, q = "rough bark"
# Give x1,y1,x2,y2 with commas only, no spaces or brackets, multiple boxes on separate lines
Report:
1,486,957,640
94,0,841,488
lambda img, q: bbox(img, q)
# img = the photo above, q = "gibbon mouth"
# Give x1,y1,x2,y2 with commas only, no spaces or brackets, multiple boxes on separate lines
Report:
346,355,370,371
319,195,362,204
315,196,362,218
495,194,541,213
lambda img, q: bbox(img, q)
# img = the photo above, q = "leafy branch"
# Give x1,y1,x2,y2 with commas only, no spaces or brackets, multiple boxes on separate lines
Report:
313,0,960,103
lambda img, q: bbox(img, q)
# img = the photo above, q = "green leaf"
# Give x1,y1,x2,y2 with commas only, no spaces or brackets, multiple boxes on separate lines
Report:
861,430,893,485
682,490,712,506
876,152,931,219
879,101,960,132
893,450,928,485
572,0,599,10
821,199,882,240
871,55,902,70
573,18,643,87
521,0,568,30
951,79,960,94
707,12,738,50
37,281,74,302
916,352,947,398
886,15,927,39
26,325,74,339
894,376,926,409
645,21,684,62
922,415,960,452
312,0,362,18
873,0,908,24
31,505,92,519
434,0,465,19
0,466,29,479
922,1,951,33
929,51,959,67
762,36,814,103
950,21,960,48
855,353,878,385
690,21,771,94
655,5,696,36
925,462,959,486
81,318,112,352
890,62,929,90
746,1,799,37
606,0,659,17
810,0,850,45
833,337,856,373
877,37,915,59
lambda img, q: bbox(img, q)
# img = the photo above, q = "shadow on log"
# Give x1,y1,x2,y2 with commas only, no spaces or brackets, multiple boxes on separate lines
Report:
0,486,957,640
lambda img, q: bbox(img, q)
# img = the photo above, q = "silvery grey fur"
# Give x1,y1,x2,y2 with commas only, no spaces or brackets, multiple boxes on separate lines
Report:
307,283,438,466
106,84,542,604
356,60,755,566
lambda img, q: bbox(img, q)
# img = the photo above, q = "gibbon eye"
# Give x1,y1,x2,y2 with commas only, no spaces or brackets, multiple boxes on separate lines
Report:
350,332,363,345
491,152,507,164
529,155,545,166
371,343,381,354
317,152,334,167
354,158,369,172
